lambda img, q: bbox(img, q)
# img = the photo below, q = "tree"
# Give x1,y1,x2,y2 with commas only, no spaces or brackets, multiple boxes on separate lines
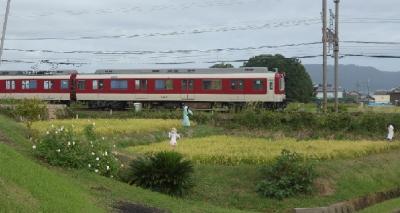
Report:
244,54,314,102
210,63,234,68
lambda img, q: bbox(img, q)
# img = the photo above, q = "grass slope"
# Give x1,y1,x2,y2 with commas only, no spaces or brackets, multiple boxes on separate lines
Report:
0,143,103,212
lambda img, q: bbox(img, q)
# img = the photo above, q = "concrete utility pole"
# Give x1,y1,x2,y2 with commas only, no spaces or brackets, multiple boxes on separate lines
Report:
322,0,328,113
0,0,11,65
334,0,340,113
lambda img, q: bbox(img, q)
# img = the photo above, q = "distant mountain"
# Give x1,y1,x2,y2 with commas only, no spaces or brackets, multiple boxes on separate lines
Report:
304,64,400,92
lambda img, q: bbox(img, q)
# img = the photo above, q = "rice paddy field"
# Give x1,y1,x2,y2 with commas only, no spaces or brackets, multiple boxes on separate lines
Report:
127,136,400,165
31,119,181,136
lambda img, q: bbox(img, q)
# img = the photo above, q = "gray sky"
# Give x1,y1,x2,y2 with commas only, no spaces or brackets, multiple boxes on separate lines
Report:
0,0,399,72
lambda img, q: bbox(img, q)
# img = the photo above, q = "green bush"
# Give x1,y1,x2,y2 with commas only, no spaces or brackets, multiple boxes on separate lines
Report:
15,99,47,128
128,151,194,196
256,149,317,200
34,124,119,177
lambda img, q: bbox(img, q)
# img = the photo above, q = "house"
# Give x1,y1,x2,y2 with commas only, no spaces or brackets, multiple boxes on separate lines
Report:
315,84,344,99
372,91,390,104
389,87,400,105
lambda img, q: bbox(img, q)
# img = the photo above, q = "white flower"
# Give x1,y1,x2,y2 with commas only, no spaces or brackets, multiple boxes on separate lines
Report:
56,149,60,153
102,137,105,140
96,157,99,161
55,131,58,134
113,144,116,148
104,151,108,156
32,145,36,149
46,131,50,135
106,166,110,170
120,164,124,168
67,141,71,146
90,141,93,144
51,124,54,128
91,152,95,155
110,175,113,178
91,145,94,148
92,122,96,126
94,169,98,173
60,126,64,131
72,141,75,145
88,164,91,168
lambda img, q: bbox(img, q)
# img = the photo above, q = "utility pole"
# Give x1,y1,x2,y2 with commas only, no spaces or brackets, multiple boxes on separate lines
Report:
0,0,11,65
322,0,328,113
334,0,340,112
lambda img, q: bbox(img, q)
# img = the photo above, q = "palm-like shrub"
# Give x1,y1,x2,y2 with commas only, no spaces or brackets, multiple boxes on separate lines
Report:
128,151,194,196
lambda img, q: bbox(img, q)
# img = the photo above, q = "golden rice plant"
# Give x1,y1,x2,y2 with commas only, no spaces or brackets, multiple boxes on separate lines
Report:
32,119,181,136
127,136,400,165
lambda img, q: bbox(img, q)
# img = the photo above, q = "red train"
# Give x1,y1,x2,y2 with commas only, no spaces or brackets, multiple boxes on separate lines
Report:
0,68,286,109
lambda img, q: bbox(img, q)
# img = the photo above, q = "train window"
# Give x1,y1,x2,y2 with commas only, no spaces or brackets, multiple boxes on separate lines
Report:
181,80,194,91
111,80,128,90
77,80,86,90
269,80,274,91
230,80,244,90
155,80,173,90
135,80,148,90
279,78,285,91
44,80,54,90
22,80,37,90
202,80,221,90
253,80,264,90
92,80,104,90
61,80,69,89
5,80,15,90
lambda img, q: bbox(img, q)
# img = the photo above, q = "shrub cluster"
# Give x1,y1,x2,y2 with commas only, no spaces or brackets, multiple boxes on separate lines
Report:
256,150,317,199
127,151,194,196
227,111,399,138
33,123,119,177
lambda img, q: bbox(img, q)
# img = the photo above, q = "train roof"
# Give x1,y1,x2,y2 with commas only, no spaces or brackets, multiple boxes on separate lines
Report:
0,70,77,76
95,67,276,74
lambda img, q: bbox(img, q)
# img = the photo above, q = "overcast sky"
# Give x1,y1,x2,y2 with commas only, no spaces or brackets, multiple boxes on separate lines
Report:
0,0,399,72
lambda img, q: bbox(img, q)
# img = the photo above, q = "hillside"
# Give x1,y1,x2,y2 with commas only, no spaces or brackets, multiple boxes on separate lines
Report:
304,64,400,92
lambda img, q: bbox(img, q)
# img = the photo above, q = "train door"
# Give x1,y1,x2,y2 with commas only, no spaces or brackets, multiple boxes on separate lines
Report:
181,79,194,100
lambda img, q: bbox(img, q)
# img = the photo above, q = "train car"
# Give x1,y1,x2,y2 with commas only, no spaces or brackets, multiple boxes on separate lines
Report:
0,70,77,103
75,67,286,109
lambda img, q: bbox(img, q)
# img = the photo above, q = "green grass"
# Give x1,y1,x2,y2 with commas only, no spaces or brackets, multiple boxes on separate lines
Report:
360,197,400,213
0,143,103,212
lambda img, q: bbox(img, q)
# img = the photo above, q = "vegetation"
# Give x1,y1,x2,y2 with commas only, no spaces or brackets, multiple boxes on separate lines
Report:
210,63,235,68
244,54,314,102
360,197,400,213
34,124,119,177
128,151,194,196
256,150,316,199
0,114,250,213
15,99,47,128
127,135,400,165
32,118,181,136
0,143,103,212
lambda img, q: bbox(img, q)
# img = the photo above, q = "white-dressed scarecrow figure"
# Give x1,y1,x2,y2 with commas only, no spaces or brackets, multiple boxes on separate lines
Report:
387,124,394,141
182,105,193,127
168,128,180,148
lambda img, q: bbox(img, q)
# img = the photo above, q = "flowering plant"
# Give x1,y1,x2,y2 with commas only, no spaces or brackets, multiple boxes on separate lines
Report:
33,123,119,177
